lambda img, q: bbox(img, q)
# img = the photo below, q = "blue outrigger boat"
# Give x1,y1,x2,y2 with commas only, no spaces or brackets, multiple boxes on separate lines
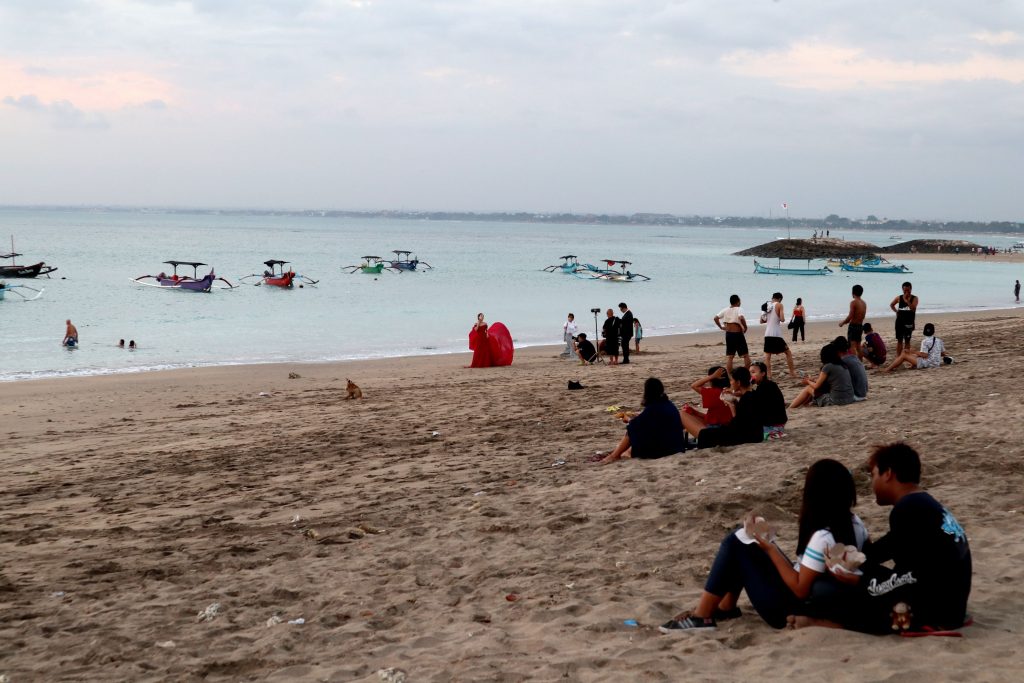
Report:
840,262,911,274
388,250,432,271
543,255,581,273
579,259,651,282
754,260,832,276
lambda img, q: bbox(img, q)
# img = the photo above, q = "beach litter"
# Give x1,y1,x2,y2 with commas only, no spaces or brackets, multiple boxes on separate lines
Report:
551,459,567,467
258,391,272,398
155,640,176,649
376,668,408,683
287,617,305,625
431,431,441,437
197,603,221,622
623,619,639,627
290,515,303,525
51,591,65,598
266,614,283,627
505,593,520,602
288,372,301,379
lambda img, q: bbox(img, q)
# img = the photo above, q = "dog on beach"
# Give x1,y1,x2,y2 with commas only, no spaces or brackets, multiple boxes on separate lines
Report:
345,379,364,399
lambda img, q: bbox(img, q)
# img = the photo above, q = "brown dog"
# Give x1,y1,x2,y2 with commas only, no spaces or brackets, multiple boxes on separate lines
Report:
345,379,364,399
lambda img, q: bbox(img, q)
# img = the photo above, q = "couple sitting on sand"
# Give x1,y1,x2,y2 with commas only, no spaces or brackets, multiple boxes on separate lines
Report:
660,443,972,636
597,369,788,464
789,336,868,408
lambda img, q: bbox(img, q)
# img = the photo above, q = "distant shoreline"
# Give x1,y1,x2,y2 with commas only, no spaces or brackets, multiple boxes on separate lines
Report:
0,205,1020,235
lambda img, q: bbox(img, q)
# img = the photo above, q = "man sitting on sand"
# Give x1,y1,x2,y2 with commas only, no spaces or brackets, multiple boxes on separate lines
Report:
574,333,597,364
791,442,972,634
832,336,868,400
714,295,751,375
599,378,686,464
883,323,947,372
862,323,887,368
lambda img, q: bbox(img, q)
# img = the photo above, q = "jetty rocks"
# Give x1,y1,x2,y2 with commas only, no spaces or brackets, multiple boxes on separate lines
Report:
734,237,983,259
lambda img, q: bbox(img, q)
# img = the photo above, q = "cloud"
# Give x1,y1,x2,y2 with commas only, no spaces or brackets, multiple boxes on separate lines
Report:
3,93,109,128
722,41,1024,90
971,30,1019,46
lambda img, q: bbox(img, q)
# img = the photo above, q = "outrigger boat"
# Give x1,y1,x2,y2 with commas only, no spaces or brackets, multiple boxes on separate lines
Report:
133,261,237,292
240,260,319,288
543,255,581,273
388,250,432,271
0,280,44,301
582,260,651,282
754,259,833,276
840,262,911,274
0,237,58,278
343,256,395,274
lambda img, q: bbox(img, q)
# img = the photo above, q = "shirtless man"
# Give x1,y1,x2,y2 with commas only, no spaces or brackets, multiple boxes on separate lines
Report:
889,282,918,356
713,294,751,375
63,319,79,347
839,284,867,360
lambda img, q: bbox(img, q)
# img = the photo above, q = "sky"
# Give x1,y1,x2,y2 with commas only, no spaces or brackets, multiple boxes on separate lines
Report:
1,0,1022,220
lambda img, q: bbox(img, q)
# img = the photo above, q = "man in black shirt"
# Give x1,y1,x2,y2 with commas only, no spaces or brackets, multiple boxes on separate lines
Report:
845,442,972,633
618,302,634,364
574,333,597,364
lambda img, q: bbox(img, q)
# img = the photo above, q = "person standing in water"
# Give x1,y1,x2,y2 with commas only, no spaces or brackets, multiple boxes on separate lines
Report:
63,319,79,347
1015,280,1020,303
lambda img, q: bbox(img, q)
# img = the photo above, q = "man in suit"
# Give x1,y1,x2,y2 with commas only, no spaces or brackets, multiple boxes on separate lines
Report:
618,302,634,364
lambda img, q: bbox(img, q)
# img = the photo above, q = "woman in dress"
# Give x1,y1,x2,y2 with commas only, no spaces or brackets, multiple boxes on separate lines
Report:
469,313,494,368
660,458,868,631
601,308,620,365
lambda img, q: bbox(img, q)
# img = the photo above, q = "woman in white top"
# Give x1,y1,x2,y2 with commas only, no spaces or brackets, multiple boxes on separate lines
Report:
660,459,868,631
883,322,948,372
763,292,797,380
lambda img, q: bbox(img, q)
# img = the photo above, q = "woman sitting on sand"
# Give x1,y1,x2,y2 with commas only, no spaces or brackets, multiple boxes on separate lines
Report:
883,323,948,372
789,344,855,408
688,368,764,447
598,378,686,464
680,366,733,435
660,458,868,631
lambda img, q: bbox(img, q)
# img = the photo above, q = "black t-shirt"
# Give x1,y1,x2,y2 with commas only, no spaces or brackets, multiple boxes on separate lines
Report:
602,317,620,339
751,379,787,426
865,491,972,628
697,391,762,447
619,311,634,339
577,339,597,361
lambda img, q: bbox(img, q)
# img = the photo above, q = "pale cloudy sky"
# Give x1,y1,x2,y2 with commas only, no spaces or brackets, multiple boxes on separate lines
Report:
1,0,1022,219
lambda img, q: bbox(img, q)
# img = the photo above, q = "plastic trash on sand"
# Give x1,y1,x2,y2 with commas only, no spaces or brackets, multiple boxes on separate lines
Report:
197,603,221,622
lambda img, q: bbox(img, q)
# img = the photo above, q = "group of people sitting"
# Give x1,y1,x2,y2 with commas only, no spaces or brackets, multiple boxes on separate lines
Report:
596,365,788,464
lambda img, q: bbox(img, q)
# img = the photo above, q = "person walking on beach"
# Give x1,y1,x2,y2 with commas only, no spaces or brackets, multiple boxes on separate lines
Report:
790,298,806,343
561,313,577,357
763,292,797,380
618,303,634,364
838,284,867,360
1015,280,1020,303
890,282,918,356
62,319,79,347
714,295,751,375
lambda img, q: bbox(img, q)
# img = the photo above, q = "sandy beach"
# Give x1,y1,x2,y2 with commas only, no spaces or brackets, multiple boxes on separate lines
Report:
2,308,1024,682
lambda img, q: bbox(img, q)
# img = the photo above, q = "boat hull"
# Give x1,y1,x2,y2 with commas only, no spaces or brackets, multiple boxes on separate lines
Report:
153,273,215,292
263,272,295,287
754,261,832,276
360,264,386,274
0,262,57,278
839,264,910,273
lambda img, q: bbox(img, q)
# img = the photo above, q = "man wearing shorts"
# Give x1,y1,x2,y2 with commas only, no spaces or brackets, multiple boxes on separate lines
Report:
713,295,750,375
838,284,867,360
763,292,797,380
890,282,918,356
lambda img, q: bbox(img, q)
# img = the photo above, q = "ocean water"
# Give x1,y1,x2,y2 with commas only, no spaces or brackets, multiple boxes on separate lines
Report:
1,208,1021,381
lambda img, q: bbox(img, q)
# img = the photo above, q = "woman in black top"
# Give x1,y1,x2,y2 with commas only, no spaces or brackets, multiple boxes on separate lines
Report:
601,309,620,365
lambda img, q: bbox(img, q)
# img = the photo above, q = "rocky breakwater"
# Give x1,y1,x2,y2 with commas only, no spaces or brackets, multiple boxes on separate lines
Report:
733,238,879,259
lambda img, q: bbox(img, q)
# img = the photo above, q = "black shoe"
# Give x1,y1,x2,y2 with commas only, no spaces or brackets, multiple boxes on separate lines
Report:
659,616,717,633
620,360,630,364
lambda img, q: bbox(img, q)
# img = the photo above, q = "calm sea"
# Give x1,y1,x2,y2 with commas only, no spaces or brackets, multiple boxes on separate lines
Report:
0,209,1020,381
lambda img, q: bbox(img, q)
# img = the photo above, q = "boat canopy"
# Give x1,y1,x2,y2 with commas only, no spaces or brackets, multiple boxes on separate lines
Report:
604,260,631,266
264,260,290,267
1,252,21,259
164,260,207,268
392,250,412,256
361,255,382,260
559,255,578,260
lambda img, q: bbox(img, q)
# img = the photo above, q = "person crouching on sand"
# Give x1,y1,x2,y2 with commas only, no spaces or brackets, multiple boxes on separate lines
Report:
598,378,686,464
659,458,868,631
